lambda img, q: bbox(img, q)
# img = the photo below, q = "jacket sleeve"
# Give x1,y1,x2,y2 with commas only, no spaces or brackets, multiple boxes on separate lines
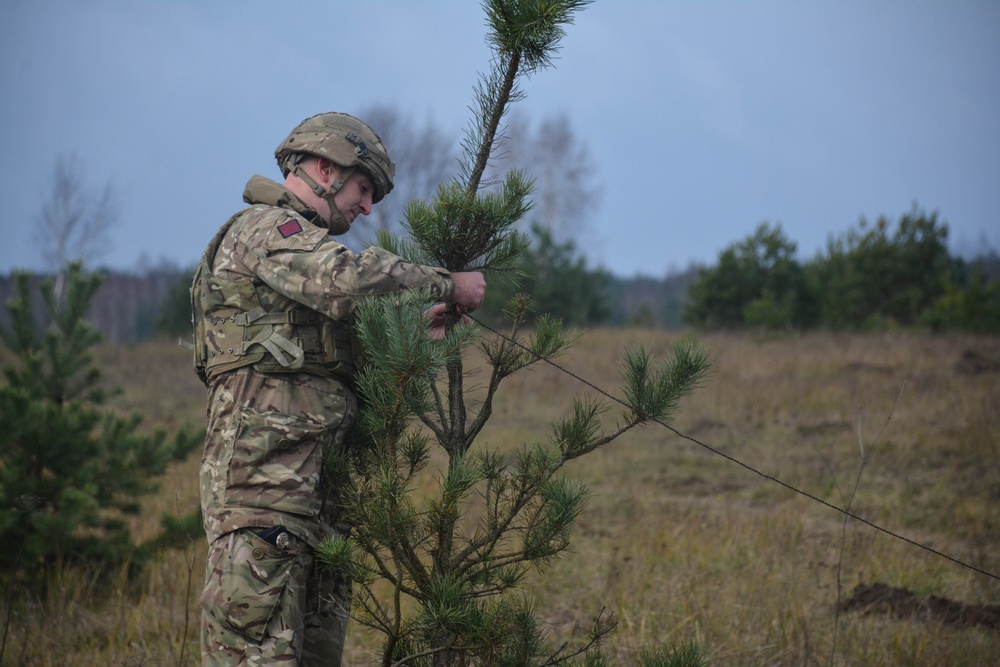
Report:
233,210,454,320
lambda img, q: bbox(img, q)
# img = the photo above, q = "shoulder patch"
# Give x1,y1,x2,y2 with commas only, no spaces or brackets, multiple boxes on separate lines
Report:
277,219,303,238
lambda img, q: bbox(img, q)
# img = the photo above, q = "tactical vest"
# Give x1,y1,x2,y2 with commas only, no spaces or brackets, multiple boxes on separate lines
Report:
189,208,359,386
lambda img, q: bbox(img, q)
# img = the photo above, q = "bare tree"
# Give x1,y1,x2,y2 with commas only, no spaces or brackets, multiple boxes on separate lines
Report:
492,111,600,243
336,105,457,248
37,152,119,294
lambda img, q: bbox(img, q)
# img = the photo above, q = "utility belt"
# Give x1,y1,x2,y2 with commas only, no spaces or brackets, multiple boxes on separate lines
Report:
195,306,358,384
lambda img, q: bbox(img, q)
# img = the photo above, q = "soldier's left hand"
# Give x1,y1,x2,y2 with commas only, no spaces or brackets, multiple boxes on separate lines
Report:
426,302,469,340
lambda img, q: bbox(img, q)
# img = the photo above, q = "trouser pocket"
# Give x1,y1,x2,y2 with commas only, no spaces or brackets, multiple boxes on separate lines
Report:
200,529,297,642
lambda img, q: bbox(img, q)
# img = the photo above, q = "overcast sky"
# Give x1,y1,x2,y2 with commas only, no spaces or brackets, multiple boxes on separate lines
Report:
2,1,998,278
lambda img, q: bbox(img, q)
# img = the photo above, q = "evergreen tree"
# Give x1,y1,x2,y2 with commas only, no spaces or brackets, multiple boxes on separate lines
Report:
0,263,201,580
811,206,952,328
480,223,612,327
684,222,812,330
316,2,711,665
922,265,1000,333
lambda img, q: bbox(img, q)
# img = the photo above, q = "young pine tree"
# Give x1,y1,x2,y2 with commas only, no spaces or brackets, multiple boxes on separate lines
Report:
317,2,712,665
0,263,201,580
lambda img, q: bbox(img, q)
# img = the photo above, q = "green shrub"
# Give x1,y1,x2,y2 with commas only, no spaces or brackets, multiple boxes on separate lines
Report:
0,264,201,581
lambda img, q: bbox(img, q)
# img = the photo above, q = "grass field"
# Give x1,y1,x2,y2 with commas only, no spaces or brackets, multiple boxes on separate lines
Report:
3,329,998,666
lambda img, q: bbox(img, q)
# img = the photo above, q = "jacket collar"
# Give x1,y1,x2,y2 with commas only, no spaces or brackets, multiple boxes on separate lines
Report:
242,175,327,229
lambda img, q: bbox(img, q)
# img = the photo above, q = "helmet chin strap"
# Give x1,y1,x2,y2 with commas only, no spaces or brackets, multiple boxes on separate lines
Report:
289,160,356,235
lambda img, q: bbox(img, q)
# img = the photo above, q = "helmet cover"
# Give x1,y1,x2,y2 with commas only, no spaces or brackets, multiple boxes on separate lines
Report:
275,112,395,203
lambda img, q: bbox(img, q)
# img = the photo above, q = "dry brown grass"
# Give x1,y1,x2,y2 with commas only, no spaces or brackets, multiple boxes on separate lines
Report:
3,330,998,666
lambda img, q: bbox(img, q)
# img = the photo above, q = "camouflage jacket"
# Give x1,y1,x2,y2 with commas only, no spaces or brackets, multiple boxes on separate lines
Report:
214,175,452,320
198,175,453,546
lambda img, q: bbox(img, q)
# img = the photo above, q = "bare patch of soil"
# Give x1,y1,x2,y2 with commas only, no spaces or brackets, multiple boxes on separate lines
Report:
954,349,1000,375
840,582,1000,629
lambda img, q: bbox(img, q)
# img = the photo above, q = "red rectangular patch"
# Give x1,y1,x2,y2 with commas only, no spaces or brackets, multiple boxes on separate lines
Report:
277,219,303,238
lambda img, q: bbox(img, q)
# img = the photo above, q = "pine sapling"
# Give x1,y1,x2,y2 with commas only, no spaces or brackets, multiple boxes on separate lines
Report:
316,3,712,665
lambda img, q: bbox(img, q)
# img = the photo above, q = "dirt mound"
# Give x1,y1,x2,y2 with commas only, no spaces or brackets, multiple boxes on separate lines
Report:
840,582,1000,629
955,349,1000,375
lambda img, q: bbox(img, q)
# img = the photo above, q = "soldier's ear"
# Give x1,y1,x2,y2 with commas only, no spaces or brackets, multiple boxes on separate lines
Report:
316,158,340,185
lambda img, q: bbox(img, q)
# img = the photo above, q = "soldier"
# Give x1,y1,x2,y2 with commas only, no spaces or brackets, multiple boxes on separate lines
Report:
192,112,485,665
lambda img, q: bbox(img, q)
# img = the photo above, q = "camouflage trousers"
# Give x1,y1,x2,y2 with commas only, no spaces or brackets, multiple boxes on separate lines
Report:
200,527,351,666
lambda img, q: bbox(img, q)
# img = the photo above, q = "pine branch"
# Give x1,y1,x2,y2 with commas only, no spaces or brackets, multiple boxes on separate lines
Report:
466,51,521,195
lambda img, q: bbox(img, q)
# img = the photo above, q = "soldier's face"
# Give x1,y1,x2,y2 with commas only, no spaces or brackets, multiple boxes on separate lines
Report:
332,172,375,226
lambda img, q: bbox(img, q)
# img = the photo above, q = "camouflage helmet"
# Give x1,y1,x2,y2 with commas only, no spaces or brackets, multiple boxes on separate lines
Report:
274,112,395,203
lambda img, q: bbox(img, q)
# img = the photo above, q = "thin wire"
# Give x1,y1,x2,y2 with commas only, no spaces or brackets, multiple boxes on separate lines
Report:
469,315,1000,583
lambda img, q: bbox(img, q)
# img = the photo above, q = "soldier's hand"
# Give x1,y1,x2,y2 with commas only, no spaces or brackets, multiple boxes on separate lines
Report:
451,272,486,312
426,302,470,340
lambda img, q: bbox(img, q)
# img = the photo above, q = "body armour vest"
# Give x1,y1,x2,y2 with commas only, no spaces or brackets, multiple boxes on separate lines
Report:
190,205,360,387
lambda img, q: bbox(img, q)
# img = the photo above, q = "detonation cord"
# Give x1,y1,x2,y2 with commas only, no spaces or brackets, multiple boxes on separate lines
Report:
467,314,1000,583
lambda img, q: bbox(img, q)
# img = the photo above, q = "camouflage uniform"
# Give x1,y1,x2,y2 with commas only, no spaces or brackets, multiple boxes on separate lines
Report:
195,175,452,665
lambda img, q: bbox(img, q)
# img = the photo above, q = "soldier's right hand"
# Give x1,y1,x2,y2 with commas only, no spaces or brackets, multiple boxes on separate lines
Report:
451,272,486,312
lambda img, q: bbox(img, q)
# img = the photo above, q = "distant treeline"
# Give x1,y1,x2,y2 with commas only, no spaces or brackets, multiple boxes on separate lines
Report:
0,267,190,343
3,206,998,341
479,208,1000,334
683,207,1000,333
0,262,693,343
